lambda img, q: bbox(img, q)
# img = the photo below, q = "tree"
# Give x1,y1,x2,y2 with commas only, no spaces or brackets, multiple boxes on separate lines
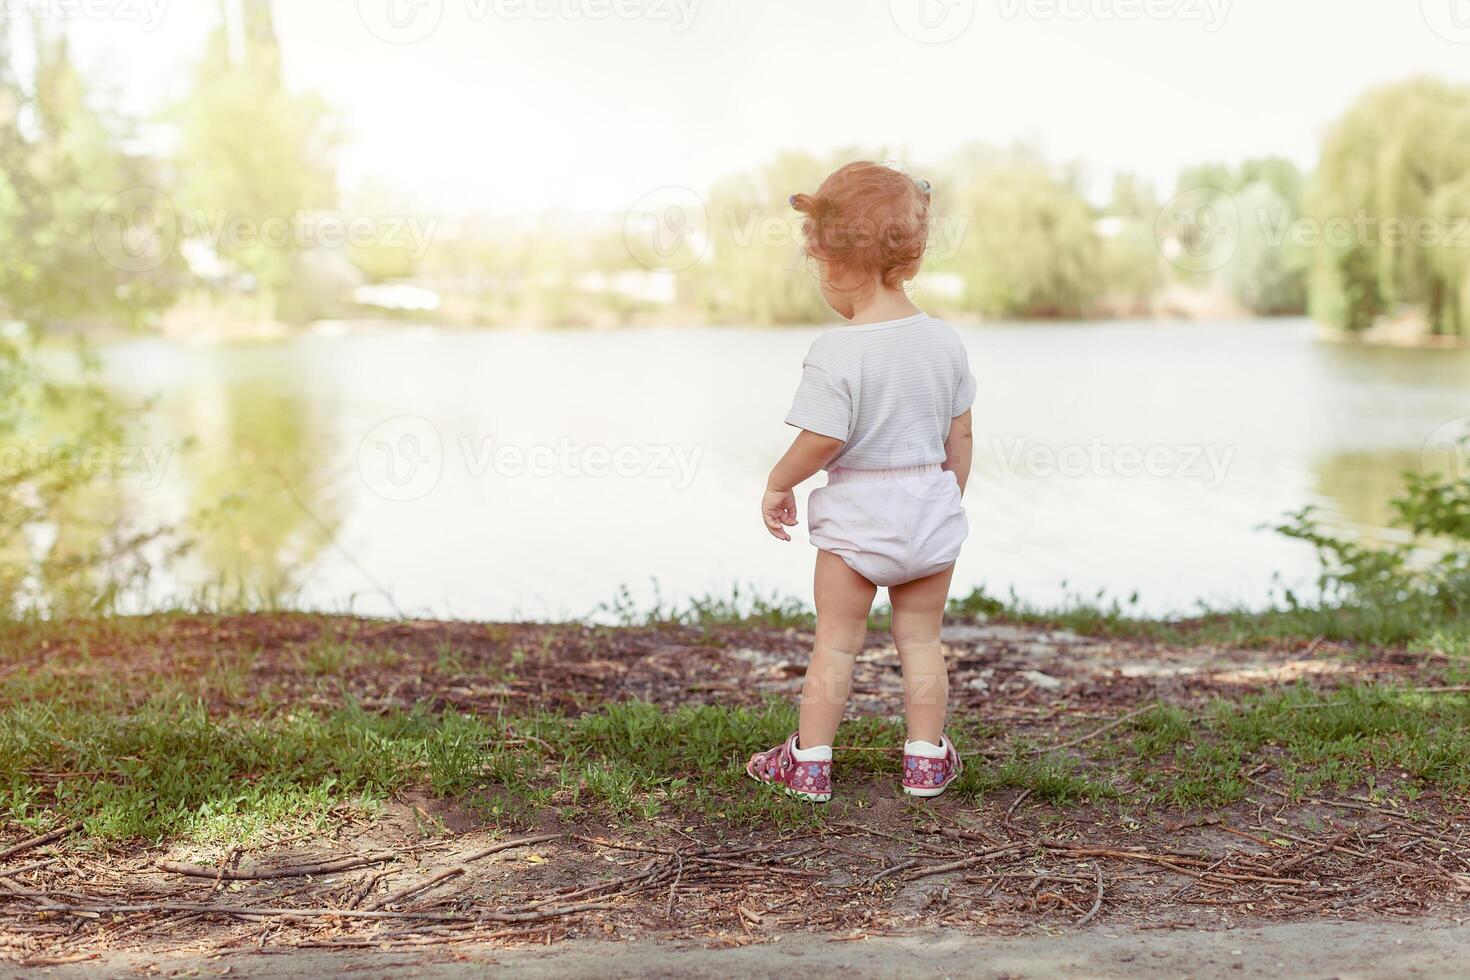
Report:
0,22,182,615
1165,157,1308,315
174,0,339,323
698,150,878,325
0,21,178,330
1230,179,1309,315
946,145,1103,319
1097,173,1163,313
1310,78,1470,336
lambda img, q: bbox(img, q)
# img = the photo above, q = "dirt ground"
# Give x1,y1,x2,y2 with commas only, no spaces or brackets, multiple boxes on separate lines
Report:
3,615,1469,974
22,921,1470,978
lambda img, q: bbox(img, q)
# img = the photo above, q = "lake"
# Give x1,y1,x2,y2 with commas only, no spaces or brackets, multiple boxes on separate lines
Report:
96,318,1470,621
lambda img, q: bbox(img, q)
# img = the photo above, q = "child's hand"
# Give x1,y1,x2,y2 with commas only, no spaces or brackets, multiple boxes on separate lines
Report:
762,488,798,541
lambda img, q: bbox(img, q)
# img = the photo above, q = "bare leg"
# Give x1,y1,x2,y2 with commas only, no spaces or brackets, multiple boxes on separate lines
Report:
798,550,876,749
889,564,955,745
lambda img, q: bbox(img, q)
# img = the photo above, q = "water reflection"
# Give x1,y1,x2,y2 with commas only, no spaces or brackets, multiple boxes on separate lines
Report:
116,347,339,607
90,320,1470,619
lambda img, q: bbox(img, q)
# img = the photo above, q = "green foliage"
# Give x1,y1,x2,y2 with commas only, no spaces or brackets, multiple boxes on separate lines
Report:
1229,180,1310,314
694,144,1162,324
5,14,1469,337
940,452,1470,652
173,19,339,323
1151,684,1470,805
0,339,177,618
945,144,1104,319
955,751,1116,806
1310,77,1470,336
0,697,458,840
6,645,1470,842
696,150,877,325
1275,452,1470,619
1095,174,1163,313
1169,156,1310,315
0,697,883,839
0,24,179,330
598,582,815,630
595,583,905,633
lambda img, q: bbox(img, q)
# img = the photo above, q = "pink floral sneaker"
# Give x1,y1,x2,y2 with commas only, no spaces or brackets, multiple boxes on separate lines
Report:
902,735,962,798
746,734,832,803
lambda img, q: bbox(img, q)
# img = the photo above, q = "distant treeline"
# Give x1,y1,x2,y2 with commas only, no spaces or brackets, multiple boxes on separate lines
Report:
377,79,1470,339
1,2,1468,337
657,78,1470,337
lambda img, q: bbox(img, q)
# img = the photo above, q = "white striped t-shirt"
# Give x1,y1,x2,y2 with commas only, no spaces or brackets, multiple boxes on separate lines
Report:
785,313,976,470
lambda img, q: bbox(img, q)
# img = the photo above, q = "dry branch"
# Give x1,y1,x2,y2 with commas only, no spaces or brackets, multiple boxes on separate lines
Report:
157,852,397,881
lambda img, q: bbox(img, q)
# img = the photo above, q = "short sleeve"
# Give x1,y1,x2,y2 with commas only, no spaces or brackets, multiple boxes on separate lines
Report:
785,362,851,441
952,348,977,417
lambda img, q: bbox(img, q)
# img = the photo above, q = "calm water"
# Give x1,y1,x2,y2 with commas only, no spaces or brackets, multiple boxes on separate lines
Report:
97,318,1470,620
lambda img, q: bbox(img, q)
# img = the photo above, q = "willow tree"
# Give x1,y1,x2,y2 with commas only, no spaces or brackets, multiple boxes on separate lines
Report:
946,145,1103,319
1310,78,1470,336
699,150,879,325
1165,157,1309,316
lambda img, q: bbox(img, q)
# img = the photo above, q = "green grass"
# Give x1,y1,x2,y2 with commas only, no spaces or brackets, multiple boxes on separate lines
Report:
591,580,1470,654
0,699,452,841
0,698,893,842
596,583,901,632
945,584,1470,654
954,752,1117,806
7,577,1466,657
1119,684,1470,808
6,682,1469,845
0,647,264,709
598,583,816,630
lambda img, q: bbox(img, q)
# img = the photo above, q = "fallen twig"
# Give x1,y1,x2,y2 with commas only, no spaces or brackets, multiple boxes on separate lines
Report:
367,866,465,910
1043,843,1318,887
460,833,562,864
0,858,58,880
905,843,1026,881
0,822,81,862
1075,864,1104,926
157,852,397,881
866,859,917,885
665,853,684,919
13,896,614,925
1004,788,1033,823
19,953,99,968
1042,704,1156,755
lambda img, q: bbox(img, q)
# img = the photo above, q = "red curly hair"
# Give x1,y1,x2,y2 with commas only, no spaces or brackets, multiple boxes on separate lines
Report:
790,161,931,291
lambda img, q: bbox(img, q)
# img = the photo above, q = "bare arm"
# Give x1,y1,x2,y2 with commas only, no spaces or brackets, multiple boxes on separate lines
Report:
943,409,973,495
762,430,845,541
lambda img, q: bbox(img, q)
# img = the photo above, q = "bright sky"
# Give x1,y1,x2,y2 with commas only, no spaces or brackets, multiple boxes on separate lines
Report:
61,0,1470,216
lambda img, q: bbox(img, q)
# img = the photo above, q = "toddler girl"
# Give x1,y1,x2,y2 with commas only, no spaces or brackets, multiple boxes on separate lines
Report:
748,161,974,802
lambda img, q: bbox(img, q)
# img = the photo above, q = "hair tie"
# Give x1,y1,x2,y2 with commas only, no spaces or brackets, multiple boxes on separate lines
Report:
788,194,799,207
915,178,932,197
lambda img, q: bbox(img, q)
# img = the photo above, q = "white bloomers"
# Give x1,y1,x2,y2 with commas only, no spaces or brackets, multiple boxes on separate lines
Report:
806,464,968,587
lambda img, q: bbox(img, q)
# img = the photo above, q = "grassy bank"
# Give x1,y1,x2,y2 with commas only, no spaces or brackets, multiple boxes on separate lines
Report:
2,610,1467,846
601,582,1470,654
944,586,1470,652
7,687,1469,843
